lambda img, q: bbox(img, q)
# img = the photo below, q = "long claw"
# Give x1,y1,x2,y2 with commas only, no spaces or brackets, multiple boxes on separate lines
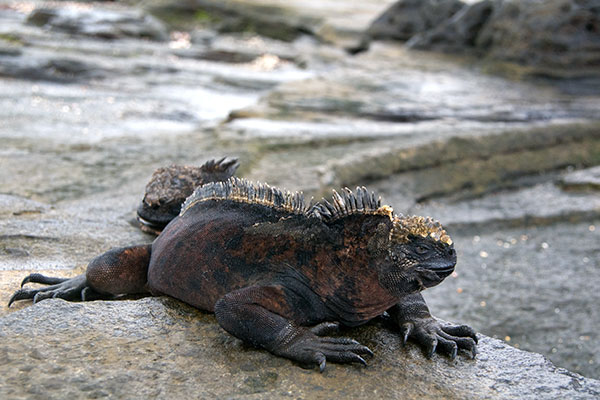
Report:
21,273,68,287
400,322,413,345
427,340,437,359
8,289,38,307
32,292,41,304
318,355,326,373
355,355,367,366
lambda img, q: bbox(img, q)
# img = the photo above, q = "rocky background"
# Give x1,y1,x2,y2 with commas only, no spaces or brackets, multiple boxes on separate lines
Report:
1,0,599,398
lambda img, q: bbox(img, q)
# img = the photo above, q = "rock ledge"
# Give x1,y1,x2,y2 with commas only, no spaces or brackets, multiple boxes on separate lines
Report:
0,297,598,399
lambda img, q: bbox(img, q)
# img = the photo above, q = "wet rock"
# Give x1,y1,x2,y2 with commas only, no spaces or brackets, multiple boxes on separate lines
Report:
427,221,600,379
322,121,600,202
147,0,396,47
27,7,168,41
558,166,600,191
406,0,600,78
1,297,599,399
477,0,600,70
404,181,600,231
0,56,106,82
0,194,49,218
366,0,465,41
148,0,319,42
407,0,494,51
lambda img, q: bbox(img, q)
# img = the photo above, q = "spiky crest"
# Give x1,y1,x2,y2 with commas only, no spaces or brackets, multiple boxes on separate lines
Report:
181,180,452,246
307,187,392,222
199,157,239,178
180,177,306,216
308,187,452,245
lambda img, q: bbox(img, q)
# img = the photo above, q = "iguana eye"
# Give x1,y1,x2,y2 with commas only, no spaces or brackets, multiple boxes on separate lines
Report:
391,254,399,262
415,246,428,255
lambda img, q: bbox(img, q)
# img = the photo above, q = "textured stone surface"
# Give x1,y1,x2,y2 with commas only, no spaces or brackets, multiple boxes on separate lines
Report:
27,6,168,41
407,0,600,77
559,166,600,191
146,0,396,46
406,0,494,51
366,0,465,41
364,0,600,80
1,297,599,399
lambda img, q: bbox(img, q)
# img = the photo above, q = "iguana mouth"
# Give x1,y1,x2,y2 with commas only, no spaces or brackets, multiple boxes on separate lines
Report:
433,266,455,279
417,263,455,288
137,214,163,229
136,213,168,235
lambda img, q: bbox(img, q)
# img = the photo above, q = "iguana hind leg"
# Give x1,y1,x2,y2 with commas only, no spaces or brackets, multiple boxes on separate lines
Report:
214,285,373,372
8,244,151,306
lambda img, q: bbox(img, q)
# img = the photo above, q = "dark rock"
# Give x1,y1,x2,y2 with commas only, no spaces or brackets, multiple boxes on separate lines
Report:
366,0,465,41
27,7,168,41
407,0,494,51
148,0,320,42
405,0,600,77
172,49,259,64
0,297,599,399
476,0,600,70
0,56,106,83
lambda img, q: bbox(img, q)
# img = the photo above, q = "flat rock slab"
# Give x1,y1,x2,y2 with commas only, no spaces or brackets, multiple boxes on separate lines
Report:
427,221,600,379
1,297,599,399
559,166,600,191
27,6,168,41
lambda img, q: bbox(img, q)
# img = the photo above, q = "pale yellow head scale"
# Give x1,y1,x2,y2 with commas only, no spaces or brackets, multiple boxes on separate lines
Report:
390,215,452,245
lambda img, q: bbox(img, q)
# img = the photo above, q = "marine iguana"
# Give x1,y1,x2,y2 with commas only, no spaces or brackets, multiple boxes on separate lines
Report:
9,178,477,371
137,157,239,235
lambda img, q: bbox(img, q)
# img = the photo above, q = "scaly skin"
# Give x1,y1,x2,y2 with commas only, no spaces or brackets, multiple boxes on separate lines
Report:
9,178,477,371
137,157,239,235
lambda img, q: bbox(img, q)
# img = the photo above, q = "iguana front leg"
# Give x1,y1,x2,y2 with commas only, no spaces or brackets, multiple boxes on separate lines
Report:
388,293,478,359
214,285,373,371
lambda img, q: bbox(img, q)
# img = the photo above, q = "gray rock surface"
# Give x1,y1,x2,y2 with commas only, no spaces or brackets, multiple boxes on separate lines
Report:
559,165,600,191
366,0,465,41
146,0,396,46
426,221,600,379
1,297,599,399
27,7,168,41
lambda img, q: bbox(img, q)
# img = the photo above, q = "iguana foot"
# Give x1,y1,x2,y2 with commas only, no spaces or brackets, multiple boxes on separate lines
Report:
273,322,373,372
8,273,107,307
400,318,478,359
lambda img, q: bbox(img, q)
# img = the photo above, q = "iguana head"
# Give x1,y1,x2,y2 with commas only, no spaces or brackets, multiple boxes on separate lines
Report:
308,186,456,297
137,158,238,235
378,214,456,296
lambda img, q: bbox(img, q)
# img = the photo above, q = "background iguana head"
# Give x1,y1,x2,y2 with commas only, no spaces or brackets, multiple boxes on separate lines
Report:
137,158,238,235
